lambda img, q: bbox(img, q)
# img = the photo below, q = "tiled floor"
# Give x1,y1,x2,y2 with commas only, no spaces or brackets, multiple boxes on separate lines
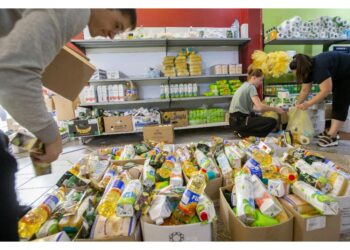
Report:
13,128,350,240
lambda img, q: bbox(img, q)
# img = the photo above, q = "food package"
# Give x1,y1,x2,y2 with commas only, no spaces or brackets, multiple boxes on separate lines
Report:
268,179,289,197
169,161,183,187
235,174,256,225
295,160,332,194
33,231,71,242
90,215,137,239
120,144,136,160
292,181,339,215
243,158,263,179
282,194,319,215
251,175,282,217
224,145,242,169
216,152,233,184
196,195,217,223
251,210,280,227
36,218,59,239
117,180,143,217
149,195,172,225
142,159,156,189
327,170,349,196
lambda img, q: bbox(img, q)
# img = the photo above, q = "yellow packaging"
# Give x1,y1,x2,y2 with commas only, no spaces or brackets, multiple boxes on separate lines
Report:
328,171,348,196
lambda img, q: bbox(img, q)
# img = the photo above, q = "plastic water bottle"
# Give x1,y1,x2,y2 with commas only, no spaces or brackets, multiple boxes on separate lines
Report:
231,19,240,39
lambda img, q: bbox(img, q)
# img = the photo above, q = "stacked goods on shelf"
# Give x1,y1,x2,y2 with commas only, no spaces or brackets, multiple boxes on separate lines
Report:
169,83,198,98
211,64,243,75
204,79,242,96
163,48,203,77
81,81,139,104
132,108,161,131
163,56,176,77
90,69,107,80
188,108,225,125
188,53,202,76
161,109,188,128
175,50,189,77
102,110,134,133
265,15,350,41
265,84,319,96
160,84,170,99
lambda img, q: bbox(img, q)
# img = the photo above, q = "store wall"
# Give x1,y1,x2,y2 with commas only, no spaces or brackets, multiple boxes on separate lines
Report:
263,9,350,55
72,9,262,68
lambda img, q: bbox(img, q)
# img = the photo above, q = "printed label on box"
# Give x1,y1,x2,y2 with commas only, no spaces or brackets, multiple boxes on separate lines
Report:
306,216,326,231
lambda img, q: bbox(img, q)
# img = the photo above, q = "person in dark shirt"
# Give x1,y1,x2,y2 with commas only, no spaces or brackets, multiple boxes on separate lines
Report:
289,51,350,147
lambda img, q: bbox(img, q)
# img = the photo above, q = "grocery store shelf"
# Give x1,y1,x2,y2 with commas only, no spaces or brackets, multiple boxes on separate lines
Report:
264,38,346,46
171,95,233,101
80,99,170,107
72,39,166,49
74,122,230,138
167,38,250,47
72,38,250,49
174,122,229,130
169,74,247,82
89,74,247,85
89,77,168,84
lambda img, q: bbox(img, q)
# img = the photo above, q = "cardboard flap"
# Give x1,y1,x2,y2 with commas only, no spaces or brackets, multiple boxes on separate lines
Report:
42,46,95,101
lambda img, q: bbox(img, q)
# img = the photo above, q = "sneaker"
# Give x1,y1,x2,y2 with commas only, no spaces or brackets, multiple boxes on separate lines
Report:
317,135,339,147
316,131,340,140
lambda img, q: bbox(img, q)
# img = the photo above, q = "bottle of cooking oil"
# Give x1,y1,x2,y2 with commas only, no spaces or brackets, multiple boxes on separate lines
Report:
176,147,198,178
279,165,298,183
156,154,176,181
18,186,66,239
170,174,206,224
96,172,130,217
252,148,272,166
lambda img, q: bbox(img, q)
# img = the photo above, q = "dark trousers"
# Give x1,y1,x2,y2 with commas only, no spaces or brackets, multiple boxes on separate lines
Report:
0,130,19,241
229,112,277,138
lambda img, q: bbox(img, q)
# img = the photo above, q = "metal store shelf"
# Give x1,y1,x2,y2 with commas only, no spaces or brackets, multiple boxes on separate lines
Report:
174,122,229,130
89,77,168,84
167,38,250,47
72,39,166,49
74,121,229,138
72,38,250,49
171,96,233,101
169,74,247,82
264,38,346,46
80,99,170,107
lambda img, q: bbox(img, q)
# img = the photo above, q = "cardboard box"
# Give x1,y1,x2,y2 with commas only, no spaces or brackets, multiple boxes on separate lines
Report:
184,167,223,201
42,46,96,101
140,217,214,241
74,221,142,241
335,195,350,233
143,125,174,144
161,109,188,128
280,198,341,241
132,111,161,131
103,116,133,133
52,95,80,121
67,117,103,137
219,185,294,241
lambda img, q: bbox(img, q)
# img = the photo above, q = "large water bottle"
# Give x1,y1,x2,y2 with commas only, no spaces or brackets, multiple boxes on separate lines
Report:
231,19,240,39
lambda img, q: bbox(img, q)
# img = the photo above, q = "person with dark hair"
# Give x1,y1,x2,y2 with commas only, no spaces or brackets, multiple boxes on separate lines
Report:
229,66,285,138
289,51,350,147
0,9,136,241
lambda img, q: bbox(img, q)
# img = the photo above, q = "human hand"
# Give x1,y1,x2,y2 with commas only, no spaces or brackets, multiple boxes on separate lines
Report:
296,102,310,110
275,107,286,114
31,133,62,163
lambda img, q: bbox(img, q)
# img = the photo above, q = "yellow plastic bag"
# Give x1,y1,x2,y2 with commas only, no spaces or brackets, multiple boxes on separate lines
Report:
286,107,314,140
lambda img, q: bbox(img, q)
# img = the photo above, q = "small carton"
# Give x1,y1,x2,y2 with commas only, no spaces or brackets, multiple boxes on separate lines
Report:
280,198,341,241
335,195,350,233
103,116,133,133
52,95,80,121
143,125,174,144
219,185,294,241
140,216,214,241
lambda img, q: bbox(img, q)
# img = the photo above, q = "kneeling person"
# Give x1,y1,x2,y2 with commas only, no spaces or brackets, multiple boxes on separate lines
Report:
229,66,285,138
